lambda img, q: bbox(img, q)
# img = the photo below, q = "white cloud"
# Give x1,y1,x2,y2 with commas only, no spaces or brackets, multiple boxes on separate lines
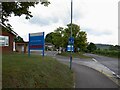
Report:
8,0,119,45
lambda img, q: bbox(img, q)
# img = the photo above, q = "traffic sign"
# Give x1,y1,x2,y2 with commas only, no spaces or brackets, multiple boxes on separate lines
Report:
67,45,74,52
69,37,74,45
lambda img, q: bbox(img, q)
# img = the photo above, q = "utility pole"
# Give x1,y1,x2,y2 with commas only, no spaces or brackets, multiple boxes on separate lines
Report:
70,0,73,70
71,0,73,37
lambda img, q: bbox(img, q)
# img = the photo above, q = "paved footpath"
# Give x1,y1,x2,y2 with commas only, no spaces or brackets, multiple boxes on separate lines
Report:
72,63,118,88
54,56,119,88
32,51,119,88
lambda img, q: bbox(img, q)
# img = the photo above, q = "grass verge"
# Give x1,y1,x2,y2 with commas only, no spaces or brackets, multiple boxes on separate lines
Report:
58,52,91,59
2,52,73,88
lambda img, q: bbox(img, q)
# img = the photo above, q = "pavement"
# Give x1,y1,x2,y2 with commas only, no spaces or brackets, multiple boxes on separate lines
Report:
72,63,118,88
84,53,119,75
54,55,119,88
31,51,120,88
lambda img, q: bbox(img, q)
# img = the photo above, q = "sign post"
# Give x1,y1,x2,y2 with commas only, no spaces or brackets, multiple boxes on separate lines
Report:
67,36,74,69
70,0,73,70
28,32,45,56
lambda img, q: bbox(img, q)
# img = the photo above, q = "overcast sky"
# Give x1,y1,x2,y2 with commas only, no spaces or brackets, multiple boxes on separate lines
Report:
8,0,119,45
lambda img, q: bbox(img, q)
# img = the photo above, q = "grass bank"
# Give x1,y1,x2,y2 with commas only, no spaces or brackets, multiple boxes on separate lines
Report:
58,52,91,59
93,50,120,58
2,53,73,88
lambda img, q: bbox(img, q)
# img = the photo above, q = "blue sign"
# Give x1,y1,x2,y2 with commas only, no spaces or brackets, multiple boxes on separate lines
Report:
28,32,45,56
69,37,74,45
67,45,74,52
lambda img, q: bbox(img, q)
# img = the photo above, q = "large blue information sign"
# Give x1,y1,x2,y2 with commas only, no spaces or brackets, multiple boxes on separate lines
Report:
28,32,44,56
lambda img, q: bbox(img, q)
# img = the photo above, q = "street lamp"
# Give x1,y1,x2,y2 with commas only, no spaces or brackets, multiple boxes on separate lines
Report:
70,0,73,70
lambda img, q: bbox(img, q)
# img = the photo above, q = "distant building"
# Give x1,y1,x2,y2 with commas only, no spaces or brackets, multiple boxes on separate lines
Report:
15,42,28,53
0,24,17,53
45,43,55,51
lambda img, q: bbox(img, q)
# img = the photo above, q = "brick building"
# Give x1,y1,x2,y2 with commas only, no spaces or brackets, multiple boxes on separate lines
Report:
15,42,28,53
0,24,17,53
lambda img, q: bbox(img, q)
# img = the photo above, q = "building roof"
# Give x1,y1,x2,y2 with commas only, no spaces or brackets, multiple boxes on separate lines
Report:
0,23,18,36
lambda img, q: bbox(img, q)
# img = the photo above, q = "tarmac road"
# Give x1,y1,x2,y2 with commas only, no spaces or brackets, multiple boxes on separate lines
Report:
72,63,118,88
84,53,119,76
31,51,119,88
55,56,119,88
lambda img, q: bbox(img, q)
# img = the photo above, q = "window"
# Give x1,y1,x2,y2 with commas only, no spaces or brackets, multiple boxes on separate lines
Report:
0,35,9,46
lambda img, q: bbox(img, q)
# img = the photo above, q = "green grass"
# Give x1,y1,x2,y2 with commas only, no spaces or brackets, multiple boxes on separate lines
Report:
58,52,91,59
94,50,120,58
2,52,74,88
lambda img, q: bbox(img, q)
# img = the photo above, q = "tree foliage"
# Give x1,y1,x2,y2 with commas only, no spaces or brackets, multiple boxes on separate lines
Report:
45,27,63,49
14,36,24,43
45,32,54,44
87,42,97,52
45,23,88,52
1,1,50,27
109,45,120,51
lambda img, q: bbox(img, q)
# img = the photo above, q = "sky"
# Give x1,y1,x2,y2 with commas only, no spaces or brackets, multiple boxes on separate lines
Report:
8,0,119,45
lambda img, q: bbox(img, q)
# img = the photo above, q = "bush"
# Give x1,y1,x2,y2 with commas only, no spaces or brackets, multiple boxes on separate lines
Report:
94,49,119,58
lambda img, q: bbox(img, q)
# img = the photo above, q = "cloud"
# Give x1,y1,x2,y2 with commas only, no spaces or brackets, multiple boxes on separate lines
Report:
81,28,112,36
87,33,118,45
7,0,119,45
29,0,72,25
29,15,59,26
8,14,64,41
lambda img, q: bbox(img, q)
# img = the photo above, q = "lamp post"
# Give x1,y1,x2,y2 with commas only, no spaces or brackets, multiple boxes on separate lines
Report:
70,0,73,70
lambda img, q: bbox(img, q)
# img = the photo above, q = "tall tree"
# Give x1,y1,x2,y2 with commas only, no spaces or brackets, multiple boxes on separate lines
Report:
75,31,87,51
45,23,88,52
45,27,64,49
14,36,24,43
1,1,50,27
87,42,97,52
63,23,87,52
45,32,54,44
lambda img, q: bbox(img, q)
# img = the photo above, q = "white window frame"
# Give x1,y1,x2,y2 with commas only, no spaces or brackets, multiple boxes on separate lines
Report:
0,35,9,46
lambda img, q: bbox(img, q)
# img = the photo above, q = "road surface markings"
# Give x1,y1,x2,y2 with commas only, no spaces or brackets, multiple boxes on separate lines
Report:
92,58,120,80
116,75,120,79
92,58,98,62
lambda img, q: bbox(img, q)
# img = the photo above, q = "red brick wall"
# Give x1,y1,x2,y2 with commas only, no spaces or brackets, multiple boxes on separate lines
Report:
0,31,15,53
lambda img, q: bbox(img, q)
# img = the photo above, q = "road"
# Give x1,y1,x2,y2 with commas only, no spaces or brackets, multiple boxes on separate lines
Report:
31,51,119,88
54,55,118,88
84,53,119,76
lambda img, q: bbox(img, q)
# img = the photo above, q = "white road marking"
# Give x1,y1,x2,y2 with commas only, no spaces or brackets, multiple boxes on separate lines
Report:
116,75,120,79
111,71,116,75
92,58,98,62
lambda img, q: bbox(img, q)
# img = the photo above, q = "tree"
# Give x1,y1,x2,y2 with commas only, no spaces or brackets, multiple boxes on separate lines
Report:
53,27,64,48
109,45,120,51
45,27,64,49
87,42,97,52
62,23,87,52
45,23,88,52
14,36,24,43
1,1,50,27
75,31,87,52
45,32,54,44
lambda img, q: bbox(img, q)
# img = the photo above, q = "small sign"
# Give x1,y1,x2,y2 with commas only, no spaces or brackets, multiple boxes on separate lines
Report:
69,37,74,45
67,45,74,52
